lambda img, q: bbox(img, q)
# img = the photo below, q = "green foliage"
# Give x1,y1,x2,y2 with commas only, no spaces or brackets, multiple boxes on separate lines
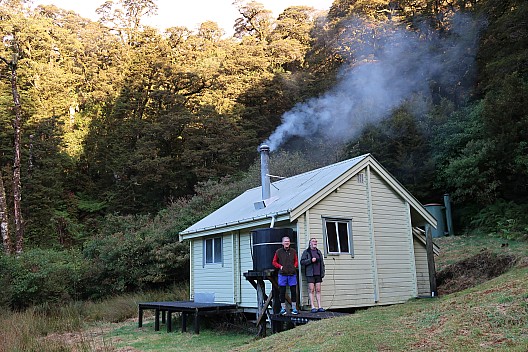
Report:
76,196,107,213
81,213,190,298
434,73,528,205
432,101,500,204
21,117,91,248
328,0,394,22
468,200,528,241
477,0,528,90
481,73,528,200
0,249,87,309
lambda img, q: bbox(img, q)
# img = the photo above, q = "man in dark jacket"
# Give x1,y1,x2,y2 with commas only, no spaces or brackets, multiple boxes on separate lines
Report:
300,238,325,313
272,236,299,315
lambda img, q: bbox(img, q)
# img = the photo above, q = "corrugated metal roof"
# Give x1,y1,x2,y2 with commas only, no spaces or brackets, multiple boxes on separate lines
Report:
180,154,370,236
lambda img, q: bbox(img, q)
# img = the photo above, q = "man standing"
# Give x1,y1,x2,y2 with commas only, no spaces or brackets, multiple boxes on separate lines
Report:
272,236,299,315
300,238,326,313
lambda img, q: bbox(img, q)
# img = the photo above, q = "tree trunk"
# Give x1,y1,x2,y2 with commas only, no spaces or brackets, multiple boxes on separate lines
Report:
3,54,24,253
0,168,11,254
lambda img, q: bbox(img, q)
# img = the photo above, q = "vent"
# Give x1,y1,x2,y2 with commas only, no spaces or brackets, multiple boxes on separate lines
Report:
357,173,365,183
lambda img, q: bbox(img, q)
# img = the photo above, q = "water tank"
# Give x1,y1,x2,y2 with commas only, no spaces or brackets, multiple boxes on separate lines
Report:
425,203,447,238
251,228,295,271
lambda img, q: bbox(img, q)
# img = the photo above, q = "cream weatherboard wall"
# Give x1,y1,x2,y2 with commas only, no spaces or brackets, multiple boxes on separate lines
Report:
413,239,431,296
300,168,377,309
369,168,417,303
298,166,419,309
190,235,235,303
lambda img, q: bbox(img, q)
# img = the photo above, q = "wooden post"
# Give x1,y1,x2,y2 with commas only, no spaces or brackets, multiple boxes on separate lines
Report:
167,311,172,332
138,307,143,328
155,309,160,331
182,312,187,333
256,280,265,316
194,310,200,334
256,279,267,336
256,289,273,337
425,225,437,296
271,281,282,333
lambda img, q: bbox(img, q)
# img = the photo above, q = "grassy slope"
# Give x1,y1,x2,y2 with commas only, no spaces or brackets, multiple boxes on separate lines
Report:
105,234,528,352
434,235,528,271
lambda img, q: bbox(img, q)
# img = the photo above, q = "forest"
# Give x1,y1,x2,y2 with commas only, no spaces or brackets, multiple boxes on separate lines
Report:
0,0,526,308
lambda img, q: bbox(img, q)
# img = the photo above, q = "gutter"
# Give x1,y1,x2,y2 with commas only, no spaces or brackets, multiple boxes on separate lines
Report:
179,210,290,241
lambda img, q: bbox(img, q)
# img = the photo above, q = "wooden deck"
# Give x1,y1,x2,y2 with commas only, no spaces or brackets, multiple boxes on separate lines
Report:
243,269,349,335
138,300,348,335
138,301,238,334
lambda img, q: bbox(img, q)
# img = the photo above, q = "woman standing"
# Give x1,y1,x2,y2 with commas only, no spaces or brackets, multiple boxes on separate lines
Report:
300,238,326,313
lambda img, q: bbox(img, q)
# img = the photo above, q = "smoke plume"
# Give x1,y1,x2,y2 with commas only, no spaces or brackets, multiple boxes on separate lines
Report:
264,14,483,151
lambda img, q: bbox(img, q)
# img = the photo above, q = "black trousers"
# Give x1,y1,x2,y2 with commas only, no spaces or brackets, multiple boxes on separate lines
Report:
279,285,297,303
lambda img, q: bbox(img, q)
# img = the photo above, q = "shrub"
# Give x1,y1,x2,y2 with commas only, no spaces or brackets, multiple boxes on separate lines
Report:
0,249,88,309
469,199,528,241
82,213,190,298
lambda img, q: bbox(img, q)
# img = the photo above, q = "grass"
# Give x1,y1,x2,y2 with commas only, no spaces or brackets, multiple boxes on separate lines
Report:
108,321,254,351
0,284,189,351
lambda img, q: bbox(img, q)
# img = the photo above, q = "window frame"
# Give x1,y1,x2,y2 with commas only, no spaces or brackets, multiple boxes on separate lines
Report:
322,217,354,257
203,236,223,266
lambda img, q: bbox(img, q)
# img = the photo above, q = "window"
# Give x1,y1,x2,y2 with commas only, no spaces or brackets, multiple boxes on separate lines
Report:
324,218,353,255
205,237,222,264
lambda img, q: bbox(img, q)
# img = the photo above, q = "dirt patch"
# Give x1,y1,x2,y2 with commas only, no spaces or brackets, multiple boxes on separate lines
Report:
436,250,517,295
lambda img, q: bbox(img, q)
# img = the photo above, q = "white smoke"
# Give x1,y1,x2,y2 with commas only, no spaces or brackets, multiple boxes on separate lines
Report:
264,14,483,151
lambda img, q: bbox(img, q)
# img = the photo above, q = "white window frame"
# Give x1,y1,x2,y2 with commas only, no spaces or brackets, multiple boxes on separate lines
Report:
204,237,222,265
323,218,354,256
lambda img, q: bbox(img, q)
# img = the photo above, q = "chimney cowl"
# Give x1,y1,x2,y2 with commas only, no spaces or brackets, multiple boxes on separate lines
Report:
258,144,270,152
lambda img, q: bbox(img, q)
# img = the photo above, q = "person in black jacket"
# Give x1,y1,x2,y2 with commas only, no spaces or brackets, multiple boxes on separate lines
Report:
300,238,325,313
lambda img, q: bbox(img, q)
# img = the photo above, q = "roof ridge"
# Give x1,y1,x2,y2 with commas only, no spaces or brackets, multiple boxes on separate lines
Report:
240,153,371,195
271,153,370,185
243,153,369,193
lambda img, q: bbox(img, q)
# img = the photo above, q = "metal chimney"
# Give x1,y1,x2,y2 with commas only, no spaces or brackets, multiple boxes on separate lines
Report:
259,144,271,200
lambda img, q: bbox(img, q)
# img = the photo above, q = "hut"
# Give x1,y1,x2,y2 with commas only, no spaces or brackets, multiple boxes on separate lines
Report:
179,147,439,313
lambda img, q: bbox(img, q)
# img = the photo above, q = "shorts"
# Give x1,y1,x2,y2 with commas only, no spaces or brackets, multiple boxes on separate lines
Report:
306,275,323,284
278,274,297,287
